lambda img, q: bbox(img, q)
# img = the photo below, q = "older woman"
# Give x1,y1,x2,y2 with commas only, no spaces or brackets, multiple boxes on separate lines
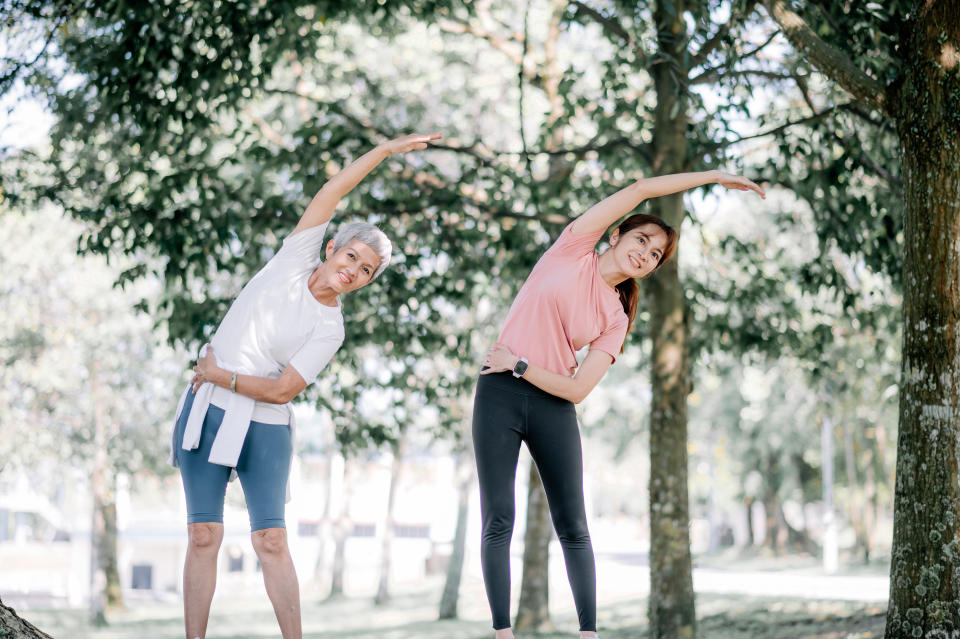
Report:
170,132,440,639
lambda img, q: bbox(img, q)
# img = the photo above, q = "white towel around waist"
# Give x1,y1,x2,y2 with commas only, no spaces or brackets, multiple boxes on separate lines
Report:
167,344,295,502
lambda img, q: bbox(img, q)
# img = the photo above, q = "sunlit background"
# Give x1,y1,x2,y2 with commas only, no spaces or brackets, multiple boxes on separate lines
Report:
0,1,913,637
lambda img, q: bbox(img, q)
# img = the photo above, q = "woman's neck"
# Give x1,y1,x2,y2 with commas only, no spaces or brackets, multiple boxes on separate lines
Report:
597,249,629,289
307,265,340,307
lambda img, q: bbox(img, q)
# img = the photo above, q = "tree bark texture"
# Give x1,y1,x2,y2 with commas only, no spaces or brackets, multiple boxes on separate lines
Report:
645,1,696,637
516,0,567,628
328,461,352,599
98,497,123,611
515,463,553,631
374,438,404,606
0,600,54,639
438,454,473,620
885,4,960,636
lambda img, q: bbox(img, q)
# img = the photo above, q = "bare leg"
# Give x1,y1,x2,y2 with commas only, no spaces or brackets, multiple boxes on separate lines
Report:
495,629,515,639
251,527,301,639
183,522,224,639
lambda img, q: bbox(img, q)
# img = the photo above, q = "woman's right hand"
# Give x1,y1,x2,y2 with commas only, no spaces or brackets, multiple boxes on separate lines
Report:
379,132,443,155
191,346,219,393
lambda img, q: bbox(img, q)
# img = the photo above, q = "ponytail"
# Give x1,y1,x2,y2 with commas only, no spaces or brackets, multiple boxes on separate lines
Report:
611,213,679,351
615,278,640,353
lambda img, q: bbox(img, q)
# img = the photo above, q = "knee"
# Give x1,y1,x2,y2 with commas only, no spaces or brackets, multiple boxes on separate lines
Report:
188,522,223,553
554,516,590,545
482,505,515,542
252,527,288,557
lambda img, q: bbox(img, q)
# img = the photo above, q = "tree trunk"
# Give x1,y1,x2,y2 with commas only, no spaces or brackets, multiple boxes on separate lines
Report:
0,600,54,639
98,495,123,611
89,461,107,626
328,460,352,600
374,437,404,606
842,419,868,560
885,6,960,636
516,0,566,629
313,431,343,585
645,2,696,636
821,413,837,572
438,453,473,620
88,360,122,625
863,442,876,565
743,497,756,547
761,470,782,553
515,463,553,631
328,518,348,599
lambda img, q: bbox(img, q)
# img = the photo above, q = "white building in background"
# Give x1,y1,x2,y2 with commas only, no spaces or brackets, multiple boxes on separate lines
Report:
0,446,468,608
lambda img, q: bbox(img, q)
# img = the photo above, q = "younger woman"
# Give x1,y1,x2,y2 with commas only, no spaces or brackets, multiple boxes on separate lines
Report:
475,169,765,639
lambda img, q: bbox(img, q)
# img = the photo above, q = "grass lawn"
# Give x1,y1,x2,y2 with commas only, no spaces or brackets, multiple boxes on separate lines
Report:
10,588,886,639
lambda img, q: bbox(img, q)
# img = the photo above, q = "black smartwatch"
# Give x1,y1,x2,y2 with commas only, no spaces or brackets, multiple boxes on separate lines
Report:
512,357,529,378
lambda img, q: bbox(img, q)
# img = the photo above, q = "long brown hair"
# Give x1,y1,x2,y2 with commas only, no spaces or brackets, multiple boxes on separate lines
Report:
612,214,679,349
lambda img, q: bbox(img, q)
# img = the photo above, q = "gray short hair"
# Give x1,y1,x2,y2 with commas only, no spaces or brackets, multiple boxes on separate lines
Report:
332,222,392,280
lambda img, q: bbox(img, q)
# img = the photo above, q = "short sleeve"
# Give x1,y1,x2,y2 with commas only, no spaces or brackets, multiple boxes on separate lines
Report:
588,313,628,364
543,222,605,261
287,330,344,385
278,221,330,265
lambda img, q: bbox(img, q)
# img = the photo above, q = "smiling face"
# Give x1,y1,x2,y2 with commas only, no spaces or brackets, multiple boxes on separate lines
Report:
609,223,669,279
323,238,383,294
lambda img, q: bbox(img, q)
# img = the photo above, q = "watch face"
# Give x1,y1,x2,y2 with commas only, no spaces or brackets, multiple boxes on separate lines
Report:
515,360,529,376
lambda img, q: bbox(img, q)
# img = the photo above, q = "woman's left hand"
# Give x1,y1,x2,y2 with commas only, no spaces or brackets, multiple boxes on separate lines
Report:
191,346,219,393
716,171,766,199
379,132,443,155
481,343,519,374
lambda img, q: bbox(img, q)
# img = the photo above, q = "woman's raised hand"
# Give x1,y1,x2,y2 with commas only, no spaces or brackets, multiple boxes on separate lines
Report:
716,171,766,199
380,132,443,155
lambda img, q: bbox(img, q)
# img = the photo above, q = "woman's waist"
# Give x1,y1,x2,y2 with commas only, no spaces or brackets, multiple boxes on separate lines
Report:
476,369,571,403
489,336,579,377
208,385,290,424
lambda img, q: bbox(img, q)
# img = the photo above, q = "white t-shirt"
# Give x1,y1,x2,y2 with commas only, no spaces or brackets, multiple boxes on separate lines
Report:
209,222,344,424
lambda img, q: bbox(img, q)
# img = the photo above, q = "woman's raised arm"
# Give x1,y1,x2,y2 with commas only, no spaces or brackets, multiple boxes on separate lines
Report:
570,170,765,236
291,132,442,236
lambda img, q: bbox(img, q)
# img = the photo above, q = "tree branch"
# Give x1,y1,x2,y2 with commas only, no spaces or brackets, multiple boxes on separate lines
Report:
698,102,848,159
688,30,781,85
690,0,760,68
739,29,781,62
0,7,71,93
242,107,291,149
569,1,650,68
437,18,522,64
690,68,799,85
400,165,569,226
437,17,542,88
793,72,817,113
263,85,652,164
762,0,888,115
832,132,903,186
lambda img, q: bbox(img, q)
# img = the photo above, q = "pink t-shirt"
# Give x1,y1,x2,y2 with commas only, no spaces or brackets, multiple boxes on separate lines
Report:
497,223,629,376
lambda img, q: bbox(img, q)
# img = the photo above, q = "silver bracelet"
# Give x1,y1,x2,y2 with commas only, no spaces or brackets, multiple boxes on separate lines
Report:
230,372,237,393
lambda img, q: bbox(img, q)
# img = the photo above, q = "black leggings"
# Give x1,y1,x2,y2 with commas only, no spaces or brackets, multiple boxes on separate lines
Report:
472,371,596,632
